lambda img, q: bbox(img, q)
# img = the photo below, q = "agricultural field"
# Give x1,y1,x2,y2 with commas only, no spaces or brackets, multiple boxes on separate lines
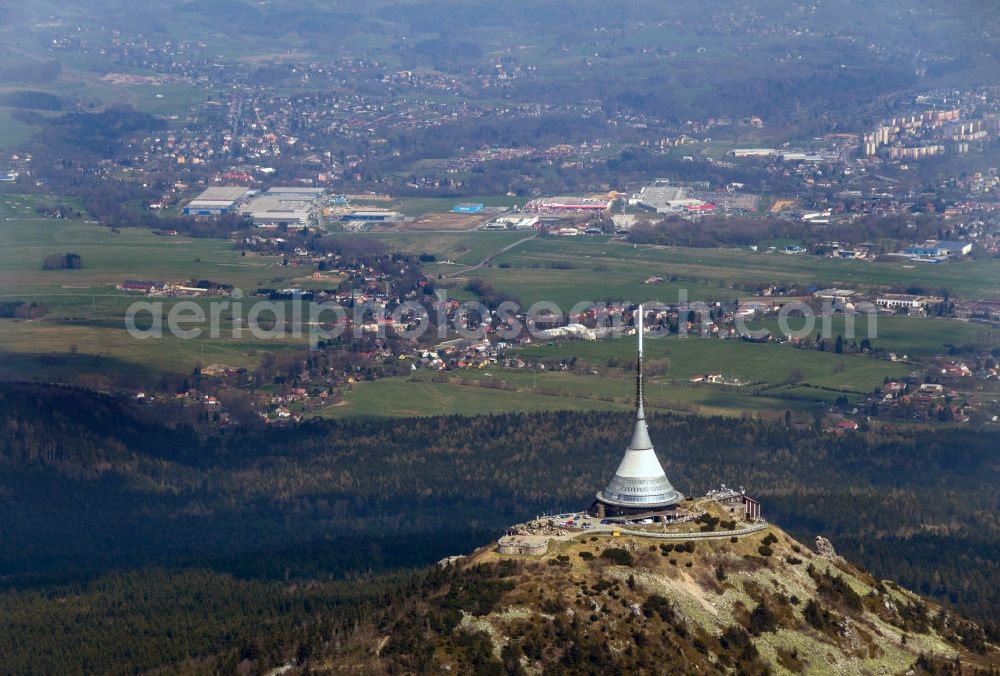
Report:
0,199,986,412
0,107,35,150
485,237,1000,302
469,265,736,308
311,367,827,420
312,374,632,419
403,212,487,231
0,196,314,382
0,197,292,294
0,203,525,385
353,230,529,266
318,330,915,421
747,315,999,358
126,82,213,117
0,316,303,384
346,229,996,314
519,334,911,393
0,232,248,298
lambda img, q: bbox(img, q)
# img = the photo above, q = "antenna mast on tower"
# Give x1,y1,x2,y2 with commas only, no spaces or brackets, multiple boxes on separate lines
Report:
636,304,644,418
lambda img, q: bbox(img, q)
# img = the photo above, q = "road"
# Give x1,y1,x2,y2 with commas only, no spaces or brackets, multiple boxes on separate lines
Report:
444,233,536,279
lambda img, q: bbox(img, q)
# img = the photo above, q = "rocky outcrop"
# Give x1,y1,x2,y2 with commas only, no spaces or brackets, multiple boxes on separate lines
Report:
815,535,845,562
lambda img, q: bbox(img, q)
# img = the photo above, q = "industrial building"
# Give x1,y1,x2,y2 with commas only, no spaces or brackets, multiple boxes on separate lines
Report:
481,216,539,230
730,148,834,162
340,209,403,222
264,187,326,198
631,183,720,214
904,240,972,258
813,288,857,303
876,294,939,310
240,187,325,227
535,323,598,340
524,197,610,213
730,148,779,158
780,152,828,162
632,184,691,213
182,187,251,216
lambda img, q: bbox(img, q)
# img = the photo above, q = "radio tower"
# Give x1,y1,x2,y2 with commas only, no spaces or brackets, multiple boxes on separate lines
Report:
590,304,684,519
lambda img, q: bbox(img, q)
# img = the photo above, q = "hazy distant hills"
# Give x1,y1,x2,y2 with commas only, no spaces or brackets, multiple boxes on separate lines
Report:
3,0,998,120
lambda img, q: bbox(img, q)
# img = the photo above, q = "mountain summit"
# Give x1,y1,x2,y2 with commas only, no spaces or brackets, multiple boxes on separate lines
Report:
319,510,998,673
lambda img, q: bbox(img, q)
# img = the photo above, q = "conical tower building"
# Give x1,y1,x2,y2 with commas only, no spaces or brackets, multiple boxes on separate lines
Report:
590,305,683,518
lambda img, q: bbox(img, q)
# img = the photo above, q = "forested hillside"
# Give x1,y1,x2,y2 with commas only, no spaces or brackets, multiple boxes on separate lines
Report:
0,382,997,639
0,568,380,674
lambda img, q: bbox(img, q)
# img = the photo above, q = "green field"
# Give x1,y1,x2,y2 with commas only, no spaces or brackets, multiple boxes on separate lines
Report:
352,230,529,266
0,196,316,382
0,107,35,150
442,368,841,414
312,375,631,418
746,315,999,358
486,238,1000,302
0,201,531,385
311,368,829,420
519,334,910,393
127,83,213,116
470,266,737,307
0,316,306,384
0,196,984,412
311,327,914,419
0,196,299,294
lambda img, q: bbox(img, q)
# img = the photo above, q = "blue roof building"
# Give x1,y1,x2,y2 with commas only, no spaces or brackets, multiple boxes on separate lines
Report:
904,241,972,258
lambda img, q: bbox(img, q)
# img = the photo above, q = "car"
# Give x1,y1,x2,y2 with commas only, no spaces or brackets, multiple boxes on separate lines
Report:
600,519,611,525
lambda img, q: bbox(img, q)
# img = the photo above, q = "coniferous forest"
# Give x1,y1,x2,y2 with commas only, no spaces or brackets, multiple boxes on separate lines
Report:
0,381,998,672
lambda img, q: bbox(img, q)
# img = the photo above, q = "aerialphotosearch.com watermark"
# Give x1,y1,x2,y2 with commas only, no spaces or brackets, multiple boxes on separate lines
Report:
124,288,878,350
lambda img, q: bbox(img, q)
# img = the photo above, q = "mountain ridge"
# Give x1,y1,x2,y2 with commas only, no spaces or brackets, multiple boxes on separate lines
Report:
313,513,999,674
